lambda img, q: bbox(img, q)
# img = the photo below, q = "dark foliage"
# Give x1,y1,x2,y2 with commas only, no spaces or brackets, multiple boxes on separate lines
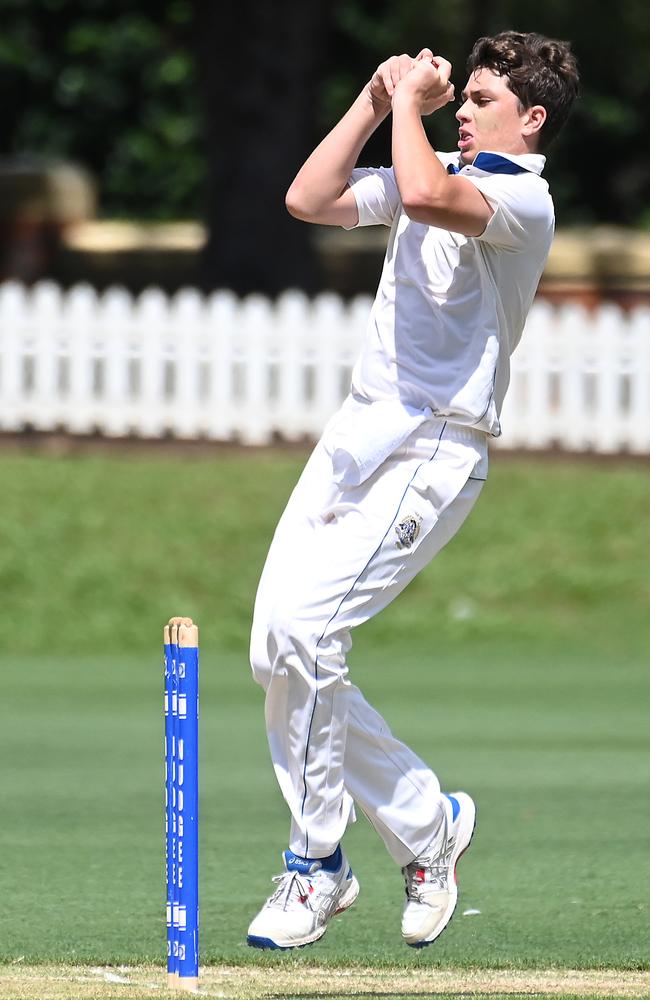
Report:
0,0,648,290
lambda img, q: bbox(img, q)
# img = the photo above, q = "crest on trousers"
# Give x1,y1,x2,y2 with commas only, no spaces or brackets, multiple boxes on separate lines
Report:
395,513,422,549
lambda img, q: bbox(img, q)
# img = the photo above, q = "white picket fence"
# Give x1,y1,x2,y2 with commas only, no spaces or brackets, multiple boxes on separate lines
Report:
0,280,648,452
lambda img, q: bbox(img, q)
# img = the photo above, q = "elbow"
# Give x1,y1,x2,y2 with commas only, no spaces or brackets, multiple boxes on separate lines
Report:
400,175,458,225
285,182,311,221
400,183,443,225
401,203,430,225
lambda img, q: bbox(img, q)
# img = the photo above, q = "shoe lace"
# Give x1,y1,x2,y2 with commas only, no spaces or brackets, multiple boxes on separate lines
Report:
267,870,315,911
403,834,455,901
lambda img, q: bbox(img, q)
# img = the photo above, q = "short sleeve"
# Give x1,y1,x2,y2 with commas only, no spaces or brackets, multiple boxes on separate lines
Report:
468,174,554,251
345,166,401,229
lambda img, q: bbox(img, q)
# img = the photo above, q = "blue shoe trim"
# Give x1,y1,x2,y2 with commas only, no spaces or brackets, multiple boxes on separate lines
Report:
445,794,460,822
247,934,318,951
247,935,284,950
284,850,320,875
284,845,343,874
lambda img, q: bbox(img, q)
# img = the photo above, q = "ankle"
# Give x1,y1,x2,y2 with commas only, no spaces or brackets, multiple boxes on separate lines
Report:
288,845,342,872
319,846,342,872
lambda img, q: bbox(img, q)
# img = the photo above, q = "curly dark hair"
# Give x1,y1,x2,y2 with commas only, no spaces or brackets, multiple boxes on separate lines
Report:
467,31,579,150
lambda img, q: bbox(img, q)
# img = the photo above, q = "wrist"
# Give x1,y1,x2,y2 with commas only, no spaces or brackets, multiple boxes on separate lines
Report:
362,82,392,119
391,86,421,113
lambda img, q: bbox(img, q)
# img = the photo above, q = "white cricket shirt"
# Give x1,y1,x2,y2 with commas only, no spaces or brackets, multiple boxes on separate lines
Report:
347,150,554,435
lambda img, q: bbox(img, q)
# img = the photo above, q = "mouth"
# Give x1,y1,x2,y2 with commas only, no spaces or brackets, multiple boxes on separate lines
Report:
458,130,473,151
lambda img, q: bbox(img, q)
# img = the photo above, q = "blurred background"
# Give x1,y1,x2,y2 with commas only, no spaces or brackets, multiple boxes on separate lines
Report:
0,0,649,301
0,0,648,977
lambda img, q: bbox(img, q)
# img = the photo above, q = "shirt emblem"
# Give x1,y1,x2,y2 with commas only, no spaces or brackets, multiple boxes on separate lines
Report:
395,514,422,549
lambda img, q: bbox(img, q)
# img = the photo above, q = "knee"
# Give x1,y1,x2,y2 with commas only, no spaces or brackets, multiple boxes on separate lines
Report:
249,615,276,691
266,600,351,687
251,600,315,682
268,600,315,665
250,600,315,688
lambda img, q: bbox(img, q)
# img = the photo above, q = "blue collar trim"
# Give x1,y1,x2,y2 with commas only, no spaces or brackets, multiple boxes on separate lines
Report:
447,152,530,176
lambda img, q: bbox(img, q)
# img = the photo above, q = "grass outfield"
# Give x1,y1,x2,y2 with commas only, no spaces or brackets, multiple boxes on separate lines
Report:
0,448,648,981
1,965,650,1000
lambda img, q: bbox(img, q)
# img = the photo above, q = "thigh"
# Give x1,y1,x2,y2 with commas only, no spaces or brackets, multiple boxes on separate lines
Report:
313,458,485,641
254,401,358,592
265,427,486,648
251,406,350,648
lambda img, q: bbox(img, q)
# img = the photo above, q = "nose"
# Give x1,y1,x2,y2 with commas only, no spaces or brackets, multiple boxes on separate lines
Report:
456,100,471,123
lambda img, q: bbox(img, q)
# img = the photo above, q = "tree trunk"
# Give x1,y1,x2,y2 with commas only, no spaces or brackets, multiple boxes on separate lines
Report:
194,1,328,296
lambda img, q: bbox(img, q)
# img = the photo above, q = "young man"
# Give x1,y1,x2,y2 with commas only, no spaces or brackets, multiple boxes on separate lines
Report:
247,32,579,951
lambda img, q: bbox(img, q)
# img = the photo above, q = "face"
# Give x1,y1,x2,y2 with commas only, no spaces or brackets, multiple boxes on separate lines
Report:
456,67,539,163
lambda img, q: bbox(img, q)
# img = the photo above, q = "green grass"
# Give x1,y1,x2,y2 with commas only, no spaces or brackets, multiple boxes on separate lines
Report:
0,449,648,970
1,963,647,1000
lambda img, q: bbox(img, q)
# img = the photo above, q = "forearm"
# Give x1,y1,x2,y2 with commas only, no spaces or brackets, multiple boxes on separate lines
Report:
286,86,390,223
391,89,492,236
391,91,455,216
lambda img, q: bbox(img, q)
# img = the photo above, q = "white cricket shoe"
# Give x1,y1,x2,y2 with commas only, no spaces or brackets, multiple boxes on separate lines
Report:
247,848,359,950
401,791,476,948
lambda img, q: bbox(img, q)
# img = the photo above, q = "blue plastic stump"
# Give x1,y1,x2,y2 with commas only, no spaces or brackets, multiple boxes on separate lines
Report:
165,620,199,992
163,635,176,981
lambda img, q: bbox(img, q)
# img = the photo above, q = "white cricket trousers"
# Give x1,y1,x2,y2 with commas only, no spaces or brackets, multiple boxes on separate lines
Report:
250,395,488,867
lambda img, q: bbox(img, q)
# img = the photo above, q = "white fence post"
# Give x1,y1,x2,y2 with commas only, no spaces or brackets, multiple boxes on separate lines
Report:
628,307,650,453
65,283,99,434
170,287,205,440
101,285,135,436
274,290,311,441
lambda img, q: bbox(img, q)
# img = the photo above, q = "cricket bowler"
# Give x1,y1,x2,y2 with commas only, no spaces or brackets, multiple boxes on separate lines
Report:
247,30,579,950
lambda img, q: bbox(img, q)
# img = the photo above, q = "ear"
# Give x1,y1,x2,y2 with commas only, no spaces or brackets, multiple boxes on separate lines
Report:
521,104,547,138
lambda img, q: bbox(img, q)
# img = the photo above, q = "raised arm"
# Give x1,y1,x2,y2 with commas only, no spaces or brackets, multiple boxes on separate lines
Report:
286,53,432,228
390,58,494,237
